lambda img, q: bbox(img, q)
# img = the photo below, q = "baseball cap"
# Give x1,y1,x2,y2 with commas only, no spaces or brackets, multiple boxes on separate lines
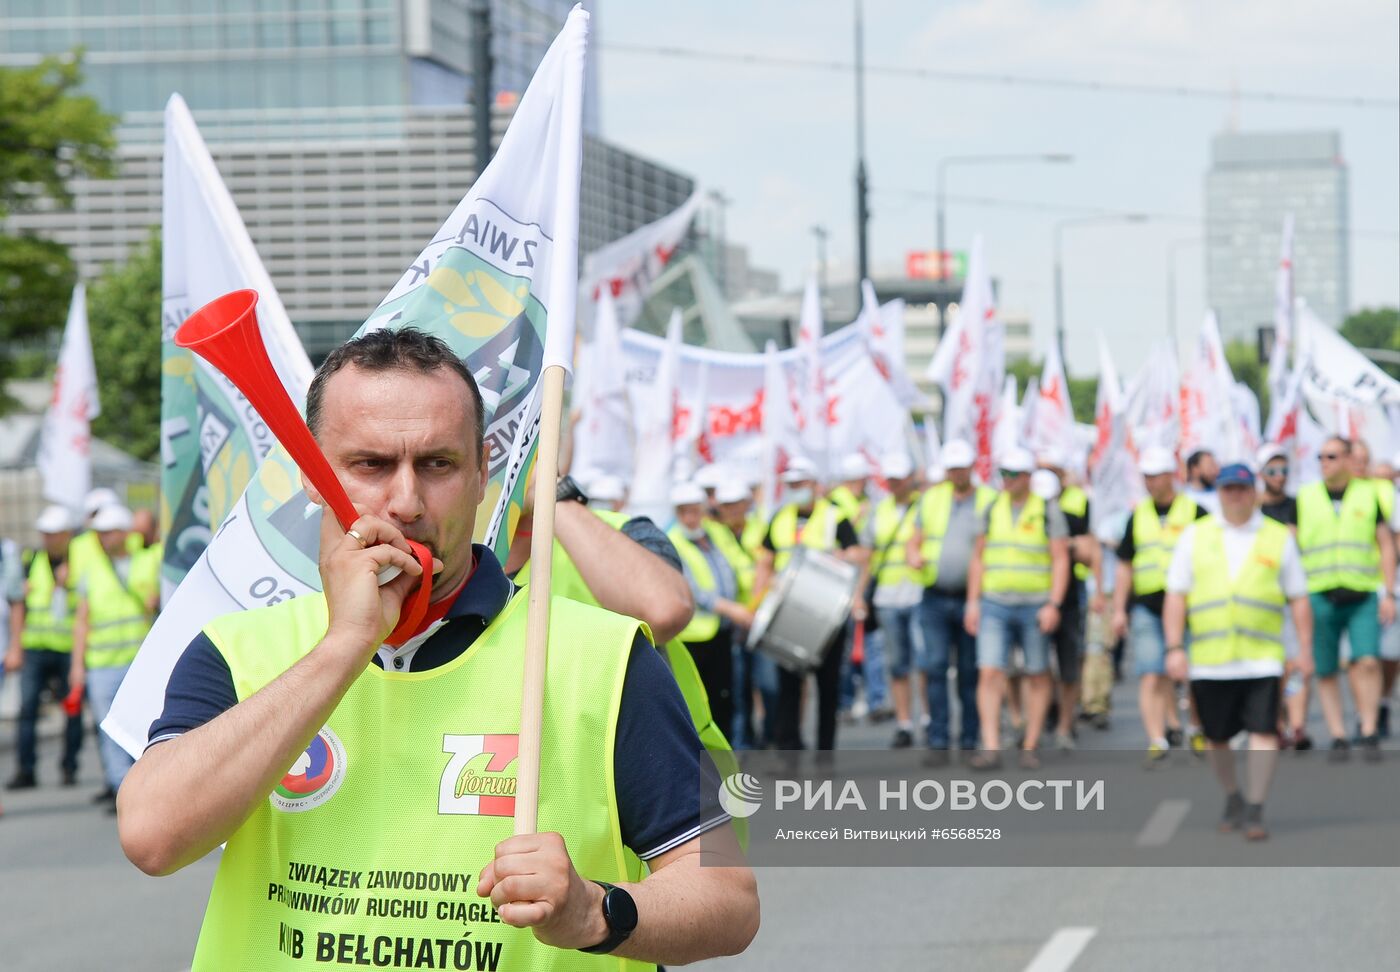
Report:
1031,469,1062,500
1255,443,1287,469
586,475,626,502
35,505,76,534
838,454,871,480
1138,446,1177,477
92,505,134,533
879,453,914,481
999,447,1035,474
781,457,818,483
1216,463,1255,488
670,482,706,506
941,439,975,470
714,481,751,505
83,487,121,518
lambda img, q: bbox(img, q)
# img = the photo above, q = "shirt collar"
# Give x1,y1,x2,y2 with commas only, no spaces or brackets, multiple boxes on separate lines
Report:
445,544,513,622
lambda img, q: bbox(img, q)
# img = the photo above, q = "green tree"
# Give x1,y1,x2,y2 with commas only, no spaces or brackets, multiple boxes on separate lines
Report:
0,53,117,407
1340,307,1400,381
1004,357,1097,425
88,231,162,461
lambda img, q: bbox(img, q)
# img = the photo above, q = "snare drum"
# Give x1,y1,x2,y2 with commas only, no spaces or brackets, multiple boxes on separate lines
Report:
747,547,859,672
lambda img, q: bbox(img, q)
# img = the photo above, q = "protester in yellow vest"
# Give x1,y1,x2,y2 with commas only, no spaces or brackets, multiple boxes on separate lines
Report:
118,328,758,969
666,483,755,747
908,439,995,757
1376,450,1400,741
710,478,771,748
752,457,867,751
859,453,924,750
826,453,872,534
73,504,159,808
964,447,1070,771
1111,446,1209,764
1163,463,1315,841
1296,435,1396,762
5,505,86,791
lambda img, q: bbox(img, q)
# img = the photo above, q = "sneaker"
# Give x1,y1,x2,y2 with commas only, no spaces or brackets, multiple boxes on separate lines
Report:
1054,731,1076,752
1293,730,1314,752
1361,734,1383,764
1219,792,1245,833
1243,802,1268,841
891,728,914,749
868,706,896,724
6,772,36,791
1379,704,1391,740
1189,731,1207,757
967,751,1003,772
1328,738,1351,763
1018,749,1041,770
1165,727,1184,749
1143,743,1169,769
1091,712,1110,731
61,768,77,787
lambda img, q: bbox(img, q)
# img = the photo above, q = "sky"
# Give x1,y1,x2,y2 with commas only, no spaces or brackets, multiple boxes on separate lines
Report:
593,0,1400,376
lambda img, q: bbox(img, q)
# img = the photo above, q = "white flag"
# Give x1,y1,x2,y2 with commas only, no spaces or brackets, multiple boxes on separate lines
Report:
160,93,313,596
1127,340,1180,454
570,287,632,481
581,189,701,328
859,281,923,408
1264,355,1323,490
928,235,1002,482
37,284,100,514
993,374,1021,461
1266,214,1295,413
1030,340,1077,465
1018,375,1039,445
1297,300,1400,408
760,338,804,515
629,308,682,524
1088,333,1141,538
795,277,831,479
107,6,591,757
921,419,941,474
1179,311,1244,462
1230,382,1262,457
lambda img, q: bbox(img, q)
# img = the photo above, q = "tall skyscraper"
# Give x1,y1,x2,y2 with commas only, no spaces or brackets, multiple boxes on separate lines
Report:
1205,130,1350,340
0,0,686,358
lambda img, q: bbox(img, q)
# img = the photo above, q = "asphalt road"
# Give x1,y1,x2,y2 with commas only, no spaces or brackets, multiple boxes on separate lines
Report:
0,669,1393,971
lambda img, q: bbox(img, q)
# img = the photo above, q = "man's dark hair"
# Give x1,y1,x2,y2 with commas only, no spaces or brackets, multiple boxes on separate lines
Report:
306,327,484,458
1185,450,1214,475
1324,435,1352,455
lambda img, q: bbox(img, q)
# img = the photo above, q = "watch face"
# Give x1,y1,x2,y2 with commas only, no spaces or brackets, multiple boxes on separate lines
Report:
604,886,638,933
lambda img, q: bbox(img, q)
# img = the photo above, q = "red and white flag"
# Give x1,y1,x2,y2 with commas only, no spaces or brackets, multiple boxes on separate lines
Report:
1266,214,1295,416
581,189,701,328
1127,339,1179,454
1030,340,1077,465
570,286,633,481
37,284,100,514
629,308,682,522
927,235,1002,482
1089,333,1141,537
1179,311,1244,462
1264,355,1323,489
1018,375,1039,446
760,338,804,514
796,277,831,477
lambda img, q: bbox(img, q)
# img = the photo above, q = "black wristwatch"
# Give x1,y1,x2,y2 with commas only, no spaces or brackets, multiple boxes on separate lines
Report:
578,881,637,955
555,475,589,505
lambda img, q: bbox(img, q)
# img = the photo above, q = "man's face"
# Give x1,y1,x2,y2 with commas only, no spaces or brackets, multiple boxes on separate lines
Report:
947,465,973,491
132,508,157,545
1145,471,1176,504
1001,469,1030,498
43,530,72,559
1350,444,1371,478
845,477,867,498
1259,457,1288,495
1319,440,1350,487
1218,483,1255,523
787,479,816,511
717,499,749,530
98,528,129,557
675,503,705,532
312,365,487,596
1197,453,1219,486
889,475,916,501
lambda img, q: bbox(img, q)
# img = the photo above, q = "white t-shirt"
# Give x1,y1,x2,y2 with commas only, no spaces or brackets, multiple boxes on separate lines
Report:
1166,512,1307,680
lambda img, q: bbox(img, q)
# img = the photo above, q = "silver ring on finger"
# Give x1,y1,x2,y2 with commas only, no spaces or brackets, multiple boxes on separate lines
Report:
346,528,369,549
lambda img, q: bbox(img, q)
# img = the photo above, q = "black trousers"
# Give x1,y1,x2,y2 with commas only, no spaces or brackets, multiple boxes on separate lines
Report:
685,630,735,745
774,627,845,751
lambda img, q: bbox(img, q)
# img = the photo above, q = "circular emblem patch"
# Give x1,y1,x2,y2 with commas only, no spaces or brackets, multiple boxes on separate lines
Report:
271,727,347,813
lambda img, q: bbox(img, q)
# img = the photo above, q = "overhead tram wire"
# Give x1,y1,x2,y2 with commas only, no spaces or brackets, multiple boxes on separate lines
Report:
600,42,1399,111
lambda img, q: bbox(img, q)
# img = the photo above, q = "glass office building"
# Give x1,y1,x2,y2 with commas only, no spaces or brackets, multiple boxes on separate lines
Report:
1205,130,1350,339
0,0,677,358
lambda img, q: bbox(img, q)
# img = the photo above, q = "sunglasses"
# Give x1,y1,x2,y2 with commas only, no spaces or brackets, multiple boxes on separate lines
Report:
1262,464,1288,476
1318,452,1344,461
999,469,1028,478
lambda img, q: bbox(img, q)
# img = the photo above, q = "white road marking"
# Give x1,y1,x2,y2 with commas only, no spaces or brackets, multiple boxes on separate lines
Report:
1136,798,1192,847
1024,926,1098,972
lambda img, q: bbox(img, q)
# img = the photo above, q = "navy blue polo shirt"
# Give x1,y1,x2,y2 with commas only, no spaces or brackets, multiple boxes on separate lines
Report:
148,545,727,860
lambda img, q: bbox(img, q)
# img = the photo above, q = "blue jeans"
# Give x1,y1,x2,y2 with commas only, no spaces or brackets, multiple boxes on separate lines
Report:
976,600,1051,674
733,646,779,748
85,664,135,791
920,591,980,749
17,648,83,777
839,624,889,713
877,604,922,680
1130,605,1167,677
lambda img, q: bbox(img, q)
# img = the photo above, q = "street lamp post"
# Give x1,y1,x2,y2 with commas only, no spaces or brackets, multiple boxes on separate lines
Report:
708,189,731,297
1053,213,1148,361
853,0,869,306
811,224,829,302
935,153,1073,271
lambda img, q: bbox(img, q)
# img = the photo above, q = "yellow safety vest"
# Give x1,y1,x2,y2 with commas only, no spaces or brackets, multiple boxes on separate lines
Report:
21,551,76,653
1297,480,1382,593
982,492,1052,596
705,519,755,605
740,514,767,557
767,500,843,573
1131,495,1199,596
79,546,158,669
1059,486,1091,583
193,590,653,972
825,485,866,533
869,495,923,589
666,525,723,643
1186,517,1288,667
917,482,996,586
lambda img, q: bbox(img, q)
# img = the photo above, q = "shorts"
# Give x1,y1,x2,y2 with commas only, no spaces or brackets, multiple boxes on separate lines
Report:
1129,604,1167,677
977,599,1051,674
1311,592,1380,677
1052,584,1085,684
1190,677,1281,742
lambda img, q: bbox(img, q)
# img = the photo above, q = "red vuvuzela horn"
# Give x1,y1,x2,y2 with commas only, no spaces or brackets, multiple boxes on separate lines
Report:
176,289,433,643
